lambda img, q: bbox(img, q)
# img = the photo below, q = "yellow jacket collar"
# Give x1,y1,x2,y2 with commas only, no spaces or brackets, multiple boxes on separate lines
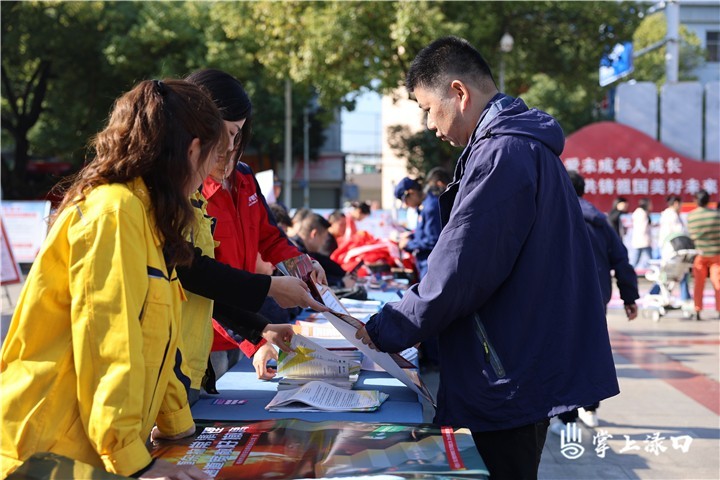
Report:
127,177,162,247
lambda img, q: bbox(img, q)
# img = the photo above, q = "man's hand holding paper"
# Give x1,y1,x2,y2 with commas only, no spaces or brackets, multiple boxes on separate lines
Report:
355,326,378,351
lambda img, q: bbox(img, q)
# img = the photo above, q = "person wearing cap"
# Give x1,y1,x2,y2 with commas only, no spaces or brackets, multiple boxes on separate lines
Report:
395,173,447,281
395,170,450,372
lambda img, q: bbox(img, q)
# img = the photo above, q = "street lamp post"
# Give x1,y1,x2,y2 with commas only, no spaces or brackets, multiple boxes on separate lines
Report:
303,106,310,208
498,32,514,93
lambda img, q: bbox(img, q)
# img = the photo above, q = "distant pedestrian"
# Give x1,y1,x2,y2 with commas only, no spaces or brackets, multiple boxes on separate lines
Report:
344,200,371,240
607,196,629,238
631,198,653,268
687,189,720,320
653,194,691,301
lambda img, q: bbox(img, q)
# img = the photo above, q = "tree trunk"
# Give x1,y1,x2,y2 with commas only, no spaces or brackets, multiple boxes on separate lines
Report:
1,131,29,199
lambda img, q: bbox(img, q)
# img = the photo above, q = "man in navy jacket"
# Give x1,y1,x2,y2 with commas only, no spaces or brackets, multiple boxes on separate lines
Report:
395,176,443,280
357,36,619,479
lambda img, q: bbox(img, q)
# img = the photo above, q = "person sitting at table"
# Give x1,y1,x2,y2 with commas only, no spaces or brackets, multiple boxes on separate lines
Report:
292,213,355,289
321,209,347,256
344,200,371,240
269,203,293,234
287,207,312,237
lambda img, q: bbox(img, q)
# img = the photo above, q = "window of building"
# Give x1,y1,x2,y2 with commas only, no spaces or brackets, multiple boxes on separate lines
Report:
707,31,719,63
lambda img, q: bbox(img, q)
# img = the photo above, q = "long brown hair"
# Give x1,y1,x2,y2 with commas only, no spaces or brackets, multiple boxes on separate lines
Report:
52,79,224,266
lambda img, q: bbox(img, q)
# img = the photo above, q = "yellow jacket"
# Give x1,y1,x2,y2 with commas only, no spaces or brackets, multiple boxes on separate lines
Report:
0,178,194,478
180,192,216,390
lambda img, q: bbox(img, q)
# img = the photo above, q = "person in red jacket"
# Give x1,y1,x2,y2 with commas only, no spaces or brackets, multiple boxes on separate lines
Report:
186,69,327,379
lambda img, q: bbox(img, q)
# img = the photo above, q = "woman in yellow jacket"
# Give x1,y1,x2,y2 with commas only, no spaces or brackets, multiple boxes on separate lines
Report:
0,79,224,480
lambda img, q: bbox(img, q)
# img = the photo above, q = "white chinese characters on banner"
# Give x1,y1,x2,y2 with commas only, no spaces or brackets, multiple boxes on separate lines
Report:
563,156,718,197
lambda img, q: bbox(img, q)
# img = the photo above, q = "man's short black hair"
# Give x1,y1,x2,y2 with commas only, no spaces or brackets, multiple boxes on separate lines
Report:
269,203,291,228
292,207,312,225
665,194,681,205
406,36,495,93
328,209,345,223
351,201,371,215
299,213,331,237
426,166,452,186
567,170,585,197
696,189,710,207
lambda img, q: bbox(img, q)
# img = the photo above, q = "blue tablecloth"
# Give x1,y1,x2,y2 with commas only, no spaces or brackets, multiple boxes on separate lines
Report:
191,357,423,423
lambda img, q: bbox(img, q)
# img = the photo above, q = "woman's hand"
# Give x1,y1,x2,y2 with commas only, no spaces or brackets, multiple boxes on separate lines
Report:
261,324,295,353
268,276,327,311
253,343,280,380
310,260,328,286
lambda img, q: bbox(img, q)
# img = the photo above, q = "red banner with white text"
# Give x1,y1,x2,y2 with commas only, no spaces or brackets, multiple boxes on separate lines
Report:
561,122,719,213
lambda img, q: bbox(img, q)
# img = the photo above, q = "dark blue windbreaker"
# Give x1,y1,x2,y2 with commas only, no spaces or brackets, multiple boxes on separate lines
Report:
365,97,620,431
405,191,442,261
578,197,639,306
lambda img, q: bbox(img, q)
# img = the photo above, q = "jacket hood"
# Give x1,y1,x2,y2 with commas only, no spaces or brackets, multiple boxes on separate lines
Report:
579,197,607,226
480,98,565,156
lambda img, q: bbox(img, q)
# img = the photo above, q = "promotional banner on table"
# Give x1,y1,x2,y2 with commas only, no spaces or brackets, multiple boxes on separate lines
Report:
151,419,488,479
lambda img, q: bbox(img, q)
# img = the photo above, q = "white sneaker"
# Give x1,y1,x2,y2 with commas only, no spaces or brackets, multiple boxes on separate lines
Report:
578,408,599,427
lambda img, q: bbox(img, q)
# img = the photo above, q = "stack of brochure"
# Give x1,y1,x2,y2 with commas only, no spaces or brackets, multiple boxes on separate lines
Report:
293,320,363,364
276,334,361,391
266,380,388,412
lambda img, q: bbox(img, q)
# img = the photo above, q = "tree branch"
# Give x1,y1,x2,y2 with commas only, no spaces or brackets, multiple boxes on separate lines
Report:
1,64,20,121
26,60,51,126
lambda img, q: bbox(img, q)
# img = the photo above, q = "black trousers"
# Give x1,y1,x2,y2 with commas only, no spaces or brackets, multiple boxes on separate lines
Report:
472,419,550,480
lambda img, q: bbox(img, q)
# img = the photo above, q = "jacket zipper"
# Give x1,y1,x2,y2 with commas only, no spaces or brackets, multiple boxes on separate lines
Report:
473,313,506,378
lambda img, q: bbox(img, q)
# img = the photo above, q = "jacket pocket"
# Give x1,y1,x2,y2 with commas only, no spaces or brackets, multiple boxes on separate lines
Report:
140,275,172,367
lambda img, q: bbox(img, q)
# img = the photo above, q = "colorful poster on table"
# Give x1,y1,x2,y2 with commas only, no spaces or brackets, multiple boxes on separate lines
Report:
151,419,488,479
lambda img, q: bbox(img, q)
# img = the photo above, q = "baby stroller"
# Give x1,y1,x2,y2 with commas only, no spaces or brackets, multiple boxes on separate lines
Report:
642,235,700,321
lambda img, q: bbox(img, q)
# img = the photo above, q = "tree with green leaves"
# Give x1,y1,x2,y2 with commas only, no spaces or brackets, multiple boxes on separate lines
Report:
1,1,127,198
3,1,657,200
631,12,704,86
387,1,647,175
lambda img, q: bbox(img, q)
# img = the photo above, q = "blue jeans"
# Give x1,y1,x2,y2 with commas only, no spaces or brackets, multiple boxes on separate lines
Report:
633,247,652,268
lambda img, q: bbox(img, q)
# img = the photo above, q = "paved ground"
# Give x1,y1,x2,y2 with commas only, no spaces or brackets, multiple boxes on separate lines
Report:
3,277,719,480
